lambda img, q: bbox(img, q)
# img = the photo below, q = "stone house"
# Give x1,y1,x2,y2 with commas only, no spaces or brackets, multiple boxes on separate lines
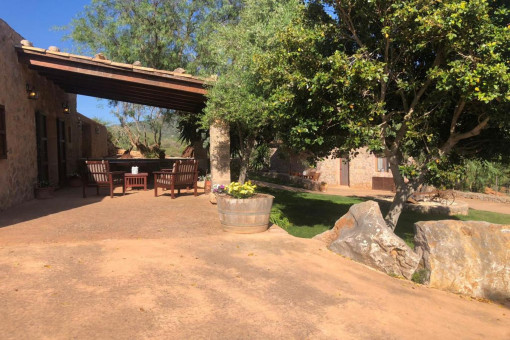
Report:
269,147,395,190
0,20,108,210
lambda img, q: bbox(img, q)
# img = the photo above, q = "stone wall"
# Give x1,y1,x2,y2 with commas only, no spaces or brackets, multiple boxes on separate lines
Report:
270,147,394,188
453,190,510,204
316,156,339,185
269,147,309,174
348,148,393,189
0,20,108,210
78,114,109,159
256,171,321,191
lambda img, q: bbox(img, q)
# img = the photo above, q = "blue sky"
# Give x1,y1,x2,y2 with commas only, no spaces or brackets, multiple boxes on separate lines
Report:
1,0,113,122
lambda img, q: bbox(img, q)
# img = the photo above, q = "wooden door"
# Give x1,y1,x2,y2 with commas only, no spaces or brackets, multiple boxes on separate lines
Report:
56,119,67,185
340,158,349,186
35,111,49,182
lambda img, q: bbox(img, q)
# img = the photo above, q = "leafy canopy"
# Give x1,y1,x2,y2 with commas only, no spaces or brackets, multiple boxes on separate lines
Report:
66,0,242,72
202,0,302,182
65,0,243,156
256,0,509,227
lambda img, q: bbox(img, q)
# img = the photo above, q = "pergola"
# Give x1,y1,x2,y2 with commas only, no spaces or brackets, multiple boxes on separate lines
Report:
16,45,206,113
16,44,230,184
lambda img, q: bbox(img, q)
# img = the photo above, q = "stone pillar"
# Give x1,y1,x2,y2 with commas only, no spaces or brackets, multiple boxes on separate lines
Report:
209,120,231,186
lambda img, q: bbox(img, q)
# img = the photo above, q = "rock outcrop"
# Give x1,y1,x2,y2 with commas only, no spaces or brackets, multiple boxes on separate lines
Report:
314,201,420,279
414,220,510,300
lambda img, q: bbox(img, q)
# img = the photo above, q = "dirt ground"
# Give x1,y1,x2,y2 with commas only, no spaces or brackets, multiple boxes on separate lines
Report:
327,185,510,214
0,187,508,339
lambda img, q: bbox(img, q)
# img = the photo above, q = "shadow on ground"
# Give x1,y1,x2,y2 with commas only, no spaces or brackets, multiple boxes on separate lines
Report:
0,185,205,228
0,187,107,228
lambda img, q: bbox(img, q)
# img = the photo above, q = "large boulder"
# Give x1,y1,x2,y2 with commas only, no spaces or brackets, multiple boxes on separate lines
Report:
314,201,420,279
414,220,510,300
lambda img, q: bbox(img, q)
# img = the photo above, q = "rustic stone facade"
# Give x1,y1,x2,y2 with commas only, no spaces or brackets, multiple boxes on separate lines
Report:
209,120,231,185
0,20,107,210
269,147,310,175
343,148,393,189
269,147,393,188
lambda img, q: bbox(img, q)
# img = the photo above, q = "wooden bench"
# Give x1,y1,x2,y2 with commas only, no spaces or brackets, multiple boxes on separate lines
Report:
154,159,198,199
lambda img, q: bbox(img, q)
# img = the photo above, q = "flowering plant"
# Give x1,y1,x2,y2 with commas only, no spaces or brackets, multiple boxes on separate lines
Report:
212,184,226,194
214,181,257,198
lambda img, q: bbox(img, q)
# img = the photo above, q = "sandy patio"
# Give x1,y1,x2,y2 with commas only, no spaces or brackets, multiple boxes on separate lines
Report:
0,187,508,339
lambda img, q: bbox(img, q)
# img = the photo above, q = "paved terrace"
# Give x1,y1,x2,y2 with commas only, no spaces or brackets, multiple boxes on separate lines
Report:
0,188,508,339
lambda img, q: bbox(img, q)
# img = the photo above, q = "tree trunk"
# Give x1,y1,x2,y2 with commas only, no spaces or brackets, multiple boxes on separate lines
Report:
384,184,413,231
384,159,428,230
237,138,255,184
238,159,249,184
384,154,415,231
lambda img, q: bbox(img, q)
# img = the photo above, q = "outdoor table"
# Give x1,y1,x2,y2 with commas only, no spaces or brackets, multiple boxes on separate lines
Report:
124,172,148,192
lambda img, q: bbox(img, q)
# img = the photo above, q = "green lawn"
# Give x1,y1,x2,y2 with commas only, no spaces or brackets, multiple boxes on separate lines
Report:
259,186,510,247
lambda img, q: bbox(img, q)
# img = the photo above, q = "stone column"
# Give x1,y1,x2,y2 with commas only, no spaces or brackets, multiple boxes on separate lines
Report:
209,120,230,186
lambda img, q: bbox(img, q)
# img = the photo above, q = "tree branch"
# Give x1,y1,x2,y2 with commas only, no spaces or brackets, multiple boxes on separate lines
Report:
399,91,409,112
335,1,365,48
408,51,443,111
441,116,490,155
380,35,390,103
453,116,490,142
449,99,466,135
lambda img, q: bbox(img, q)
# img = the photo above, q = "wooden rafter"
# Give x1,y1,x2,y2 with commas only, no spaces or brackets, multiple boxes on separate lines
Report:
16,45,208,113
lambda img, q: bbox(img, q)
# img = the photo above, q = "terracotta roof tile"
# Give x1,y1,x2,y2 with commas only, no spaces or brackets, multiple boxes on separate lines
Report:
21,46,46,53
69,54,93,61
111,61,133,70
46,50,70,57
19,45,204,82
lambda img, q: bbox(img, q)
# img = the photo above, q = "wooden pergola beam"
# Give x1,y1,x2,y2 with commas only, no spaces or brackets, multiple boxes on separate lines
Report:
16,46,208,113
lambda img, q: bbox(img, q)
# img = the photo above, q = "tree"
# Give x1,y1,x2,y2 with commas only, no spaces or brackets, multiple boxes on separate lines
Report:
113,102,171,158
65,0,243,156
202,0,302,183
257,0,510,229
66,0,241,71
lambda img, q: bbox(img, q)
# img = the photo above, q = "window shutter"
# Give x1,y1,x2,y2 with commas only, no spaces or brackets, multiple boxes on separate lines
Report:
0,105,6,159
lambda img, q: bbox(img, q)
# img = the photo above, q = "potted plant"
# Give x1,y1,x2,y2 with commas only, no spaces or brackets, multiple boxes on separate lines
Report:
319,181,328,192
68,173,82,187
35,180,55,199
197,176,205,189
214,181,274,233
204,174,212,193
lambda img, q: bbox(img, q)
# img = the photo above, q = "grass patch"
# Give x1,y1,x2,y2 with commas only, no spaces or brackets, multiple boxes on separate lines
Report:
458,209,510,224
259,186,510,247
260,187,362,238
411,269,430,284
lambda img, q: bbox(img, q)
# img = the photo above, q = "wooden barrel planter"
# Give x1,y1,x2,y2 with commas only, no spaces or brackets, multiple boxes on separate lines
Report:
216,194,274,233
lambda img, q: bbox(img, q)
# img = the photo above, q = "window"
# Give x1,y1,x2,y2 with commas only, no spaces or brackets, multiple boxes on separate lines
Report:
376,157,389,172
0,105,6,159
